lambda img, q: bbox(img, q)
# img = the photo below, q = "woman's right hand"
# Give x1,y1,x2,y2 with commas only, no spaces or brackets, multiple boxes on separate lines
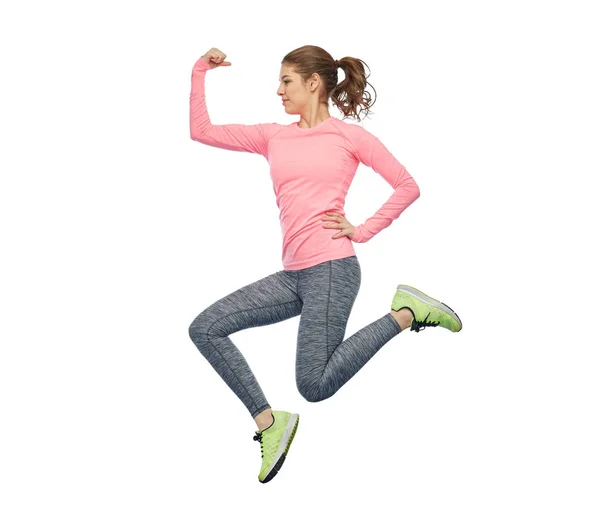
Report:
202,48,232,69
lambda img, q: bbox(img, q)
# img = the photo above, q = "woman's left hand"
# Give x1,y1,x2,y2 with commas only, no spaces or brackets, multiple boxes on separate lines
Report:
321,211,355,240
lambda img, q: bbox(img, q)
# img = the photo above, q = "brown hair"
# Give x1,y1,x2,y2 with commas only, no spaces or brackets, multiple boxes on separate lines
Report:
281,45,377,122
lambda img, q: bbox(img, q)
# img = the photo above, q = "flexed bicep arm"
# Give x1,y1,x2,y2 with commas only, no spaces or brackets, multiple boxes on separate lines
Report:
189,56,271,156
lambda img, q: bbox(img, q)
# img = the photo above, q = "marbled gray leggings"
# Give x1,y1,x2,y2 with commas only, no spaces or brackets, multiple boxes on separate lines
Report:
188,255,402,418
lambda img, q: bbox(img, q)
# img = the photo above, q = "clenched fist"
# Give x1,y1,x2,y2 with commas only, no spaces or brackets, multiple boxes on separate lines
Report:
202,47,232,69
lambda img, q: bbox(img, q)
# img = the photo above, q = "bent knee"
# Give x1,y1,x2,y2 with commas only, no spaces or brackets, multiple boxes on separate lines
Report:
188,311,214,343
297,381,330,403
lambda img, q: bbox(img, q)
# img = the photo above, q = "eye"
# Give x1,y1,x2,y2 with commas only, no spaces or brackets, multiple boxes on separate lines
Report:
284,80,290,84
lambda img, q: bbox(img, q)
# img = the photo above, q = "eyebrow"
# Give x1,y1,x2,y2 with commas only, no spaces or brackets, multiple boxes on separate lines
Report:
279,75,291,81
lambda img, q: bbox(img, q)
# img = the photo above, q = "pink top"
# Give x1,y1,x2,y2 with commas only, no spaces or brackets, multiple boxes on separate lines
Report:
190,56,420,271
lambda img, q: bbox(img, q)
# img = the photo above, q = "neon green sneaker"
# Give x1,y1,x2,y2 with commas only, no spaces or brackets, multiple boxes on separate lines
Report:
391,284,462,332
253,410,299,483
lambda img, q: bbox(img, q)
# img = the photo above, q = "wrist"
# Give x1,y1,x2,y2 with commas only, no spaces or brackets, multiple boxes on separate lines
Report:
193,56,212,72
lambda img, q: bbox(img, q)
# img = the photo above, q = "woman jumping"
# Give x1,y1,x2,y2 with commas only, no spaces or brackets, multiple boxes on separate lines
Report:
188,45,462,483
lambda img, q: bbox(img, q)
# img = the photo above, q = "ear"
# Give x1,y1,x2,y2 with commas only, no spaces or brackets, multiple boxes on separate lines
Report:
309,73,320,91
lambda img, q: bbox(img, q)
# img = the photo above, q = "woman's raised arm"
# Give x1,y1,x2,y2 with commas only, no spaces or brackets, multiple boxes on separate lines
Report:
190,48,277,156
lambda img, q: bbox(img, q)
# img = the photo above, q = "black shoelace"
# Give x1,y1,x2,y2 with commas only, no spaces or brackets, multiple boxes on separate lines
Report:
253,432,264,457
411,312,440,333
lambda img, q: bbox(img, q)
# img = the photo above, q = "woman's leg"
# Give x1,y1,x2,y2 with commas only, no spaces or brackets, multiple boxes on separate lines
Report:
295,255,402,402
189,269,302,421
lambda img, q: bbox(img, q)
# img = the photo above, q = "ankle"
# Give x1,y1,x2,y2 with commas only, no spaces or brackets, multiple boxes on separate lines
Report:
255,409,274,431
390,308,413,331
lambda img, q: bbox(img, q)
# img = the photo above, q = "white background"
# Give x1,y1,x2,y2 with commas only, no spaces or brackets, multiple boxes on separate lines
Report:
1,0,599,527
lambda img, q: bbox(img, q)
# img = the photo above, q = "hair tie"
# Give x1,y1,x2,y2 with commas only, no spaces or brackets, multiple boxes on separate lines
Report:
335,59,340,68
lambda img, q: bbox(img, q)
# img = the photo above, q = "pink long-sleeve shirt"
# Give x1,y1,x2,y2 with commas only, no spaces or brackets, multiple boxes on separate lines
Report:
190,56,420,271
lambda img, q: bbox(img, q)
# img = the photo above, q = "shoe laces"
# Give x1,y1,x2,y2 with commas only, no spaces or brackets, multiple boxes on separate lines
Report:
411,311,440,332
253,431,264,457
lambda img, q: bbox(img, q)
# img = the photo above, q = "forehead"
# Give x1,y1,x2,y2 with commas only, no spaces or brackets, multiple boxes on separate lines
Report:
279,64,297,80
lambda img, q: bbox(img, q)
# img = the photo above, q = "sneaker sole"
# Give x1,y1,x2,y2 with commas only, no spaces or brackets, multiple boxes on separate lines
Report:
396,284,462,332
260,413,299,483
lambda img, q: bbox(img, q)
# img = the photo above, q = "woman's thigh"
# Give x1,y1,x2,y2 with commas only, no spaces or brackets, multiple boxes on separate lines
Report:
295,256,361,376
190,269,303,338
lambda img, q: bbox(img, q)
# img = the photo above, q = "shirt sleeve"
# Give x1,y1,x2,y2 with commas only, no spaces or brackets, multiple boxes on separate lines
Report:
189,56,274,157
348,126,420,243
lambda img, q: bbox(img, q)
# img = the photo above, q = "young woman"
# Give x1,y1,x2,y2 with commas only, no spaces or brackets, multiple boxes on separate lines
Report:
188,45,462,483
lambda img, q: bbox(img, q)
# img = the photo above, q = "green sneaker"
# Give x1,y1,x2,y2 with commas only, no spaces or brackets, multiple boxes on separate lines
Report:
391,284,462,332
253,410,299,483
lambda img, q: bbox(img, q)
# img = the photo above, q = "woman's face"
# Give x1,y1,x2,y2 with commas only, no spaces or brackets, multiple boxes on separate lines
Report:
277,64,317,114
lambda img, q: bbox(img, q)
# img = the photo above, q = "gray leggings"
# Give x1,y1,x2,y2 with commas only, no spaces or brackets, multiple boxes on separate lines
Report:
188,255,402,418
